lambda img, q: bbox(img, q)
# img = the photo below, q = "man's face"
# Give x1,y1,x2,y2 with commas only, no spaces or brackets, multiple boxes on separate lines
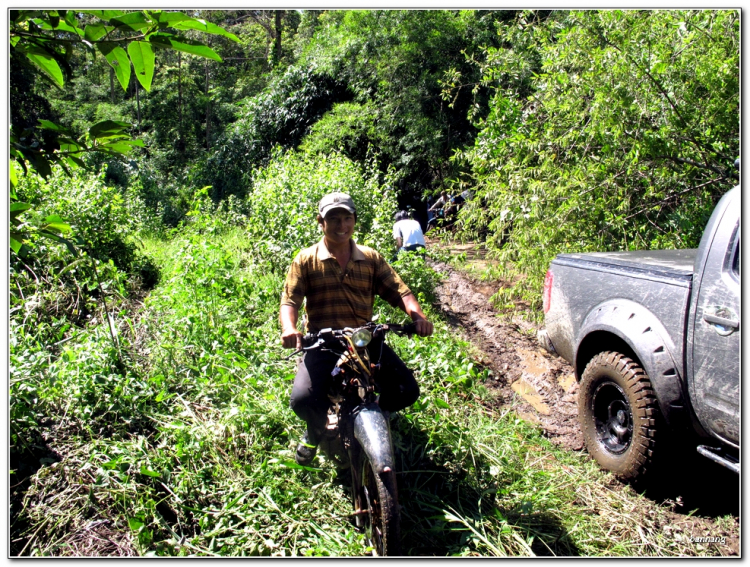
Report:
321,209,356,246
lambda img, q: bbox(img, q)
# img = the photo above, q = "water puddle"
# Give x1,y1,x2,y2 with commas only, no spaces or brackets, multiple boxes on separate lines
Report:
511,349,555,415
557,373,577,393
511,378,551,415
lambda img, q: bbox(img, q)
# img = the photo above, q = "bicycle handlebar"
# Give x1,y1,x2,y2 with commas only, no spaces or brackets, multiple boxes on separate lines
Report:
287,322,417,358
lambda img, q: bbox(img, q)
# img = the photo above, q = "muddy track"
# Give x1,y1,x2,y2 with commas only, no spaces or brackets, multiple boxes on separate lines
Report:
427,258,739,554
429,259,583,450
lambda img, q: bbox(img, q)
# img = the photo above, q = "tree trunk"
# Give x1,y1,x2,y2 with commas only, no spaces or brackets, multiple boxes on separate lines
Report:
110,67,115,104
274,10,283,64
178,52,183,154
205,59,210,150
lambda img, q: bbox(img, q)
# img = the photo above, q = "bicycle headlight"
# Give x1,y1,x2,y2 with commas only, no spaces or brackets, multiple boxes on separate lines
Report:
351,328,372,348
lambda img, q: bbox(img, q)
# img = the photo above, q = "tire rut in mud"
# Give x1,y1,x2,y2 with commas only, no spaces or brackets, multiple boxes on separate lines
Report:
428,259,583,451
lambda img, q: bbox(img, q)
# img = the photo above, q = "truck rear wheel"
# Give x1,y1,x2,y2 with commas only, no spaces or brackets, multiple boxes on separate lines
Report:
579,352,659,482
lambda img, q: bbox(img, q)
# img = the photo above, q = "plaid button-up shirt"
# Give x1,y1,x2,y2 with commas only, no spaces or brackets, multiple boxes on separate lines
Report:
281,238,412,333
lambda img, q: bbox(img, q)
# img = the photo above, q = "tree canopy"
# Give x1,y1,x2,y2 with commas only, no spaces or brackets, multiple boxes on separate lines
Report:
9,9,740,306
453,9,739,307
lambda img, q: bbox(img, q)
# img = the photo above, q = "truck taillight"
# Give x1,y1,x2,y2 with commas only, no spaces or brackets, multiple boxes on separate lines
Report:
543,270,553,313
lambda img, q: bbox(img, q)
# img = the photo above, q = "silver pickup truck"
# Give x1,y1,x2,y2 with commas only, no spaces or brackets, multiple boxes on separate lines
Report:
538,185,740,481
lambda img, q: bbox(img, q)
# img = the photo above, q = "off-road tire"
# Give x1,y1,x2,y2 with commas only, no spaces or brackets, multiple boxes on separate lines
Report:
579,351,659,482
361,460,401,556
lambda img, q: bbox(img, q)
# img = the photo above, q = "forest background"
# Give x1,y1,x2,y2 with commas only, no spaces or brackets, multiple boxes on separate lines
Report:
8,9,740,557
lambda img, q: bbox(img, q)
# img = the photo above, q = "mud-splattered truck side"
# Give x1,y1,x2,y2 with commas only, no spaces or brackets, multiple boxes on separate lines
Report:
538,185,740,481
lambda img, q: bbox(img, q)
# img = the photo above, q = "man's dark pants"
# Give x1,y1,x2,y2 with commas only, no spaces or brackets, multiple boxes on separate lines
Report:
290,338,419,444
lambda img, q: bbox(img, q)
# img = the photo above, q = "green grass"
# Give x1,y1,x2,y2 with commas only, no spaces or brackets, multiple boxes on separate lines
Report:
10,212,733,557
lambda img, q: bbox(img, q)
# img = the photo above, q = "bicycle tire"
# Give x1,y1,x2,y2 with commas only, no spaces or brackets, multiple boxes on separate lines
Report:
361,458,401,556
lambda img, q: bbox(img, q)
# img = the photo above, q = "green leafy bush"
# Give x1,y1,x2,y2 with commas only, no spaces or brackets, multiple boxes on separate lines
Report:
391,250,442,306
11,168,159,339
299,102,380,163
15,167,154,273
245,149,398,273
200,64,348,202
455,10,739,309
298,10,511,198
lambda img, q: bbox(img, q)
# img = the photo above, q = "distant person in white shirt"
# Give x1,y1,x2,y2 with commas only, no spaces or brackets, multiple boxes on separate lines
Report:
393,210,426,258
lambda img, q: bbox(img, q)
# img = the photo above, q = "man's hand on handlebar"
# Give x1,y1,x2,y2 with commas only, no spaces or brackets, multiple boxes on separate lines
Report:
412,317,433,338
399,293,434,338
281,327,303,350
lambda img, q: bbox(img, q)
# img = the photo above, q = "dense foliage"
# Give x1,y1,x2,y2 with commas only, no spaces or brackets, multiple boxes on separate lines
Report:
297,10,514,200
244,149,398,272
201,64,348,202
453,9,739,308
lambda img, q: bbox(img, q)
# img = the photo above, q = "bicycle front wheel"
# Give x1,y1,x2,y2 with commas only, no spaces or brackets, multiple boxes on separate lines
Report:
360,458,400,556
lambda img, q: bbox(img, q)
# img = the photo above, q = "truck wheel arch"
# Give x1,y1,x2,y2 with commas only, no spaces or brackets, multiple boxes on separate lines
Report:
575,300,686,427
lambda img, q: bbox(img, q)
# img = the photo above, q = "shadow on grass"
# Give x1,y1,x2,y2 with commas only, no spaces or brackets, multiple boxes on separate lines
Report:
639,446,739,518
391,418,581,557
10,437,62,556
10,415,157,556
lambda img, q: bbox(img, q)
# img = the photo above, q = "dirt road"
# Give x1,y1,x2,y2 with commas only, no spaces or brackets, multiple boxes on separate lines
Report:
429,259,583,451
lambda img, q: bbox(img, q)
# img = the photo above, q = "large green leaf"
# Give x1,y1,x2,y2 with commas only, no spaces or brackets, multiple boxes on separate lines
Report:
37,230,77,254
47,11,60,28
98,42,131,91
10,160,18,189
29,14,81,36
10,203,33,220
79,10,125,20
38,119,73,135
148,11,193,25
10,234,23,254
110,11,151,32
23,149,53,178
53,20,82,35
139,466,161,478
24,47,64,88
148,33,222,62
64,155,87,169
89,120,131,140
63,10,77,27
43,214,72,234
128,41,155,91
170,19,240,42
58,138,85,154
146,9,238,44
97,140,145,155
84,24,110,42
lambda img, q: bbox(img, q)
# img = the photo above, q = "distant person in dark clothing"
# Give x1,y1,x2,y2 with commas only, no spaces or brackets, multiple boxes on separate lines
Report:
444,192,466,221
427,191,450,231
428,191,450,214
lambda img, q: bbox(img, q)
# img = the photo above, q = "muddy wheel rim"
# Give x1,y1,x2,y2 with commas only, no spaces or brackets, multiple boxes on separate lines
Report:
591,380,633,455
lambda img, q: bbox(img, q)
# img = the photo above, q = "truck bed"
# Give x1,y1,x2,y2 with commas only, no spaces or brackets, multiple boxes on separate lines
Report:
546,249,696,374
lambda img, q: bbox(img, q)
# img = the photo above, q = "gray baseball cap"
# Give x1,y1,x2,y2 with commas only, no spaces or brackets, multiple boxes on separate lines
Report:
318,192,356,218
